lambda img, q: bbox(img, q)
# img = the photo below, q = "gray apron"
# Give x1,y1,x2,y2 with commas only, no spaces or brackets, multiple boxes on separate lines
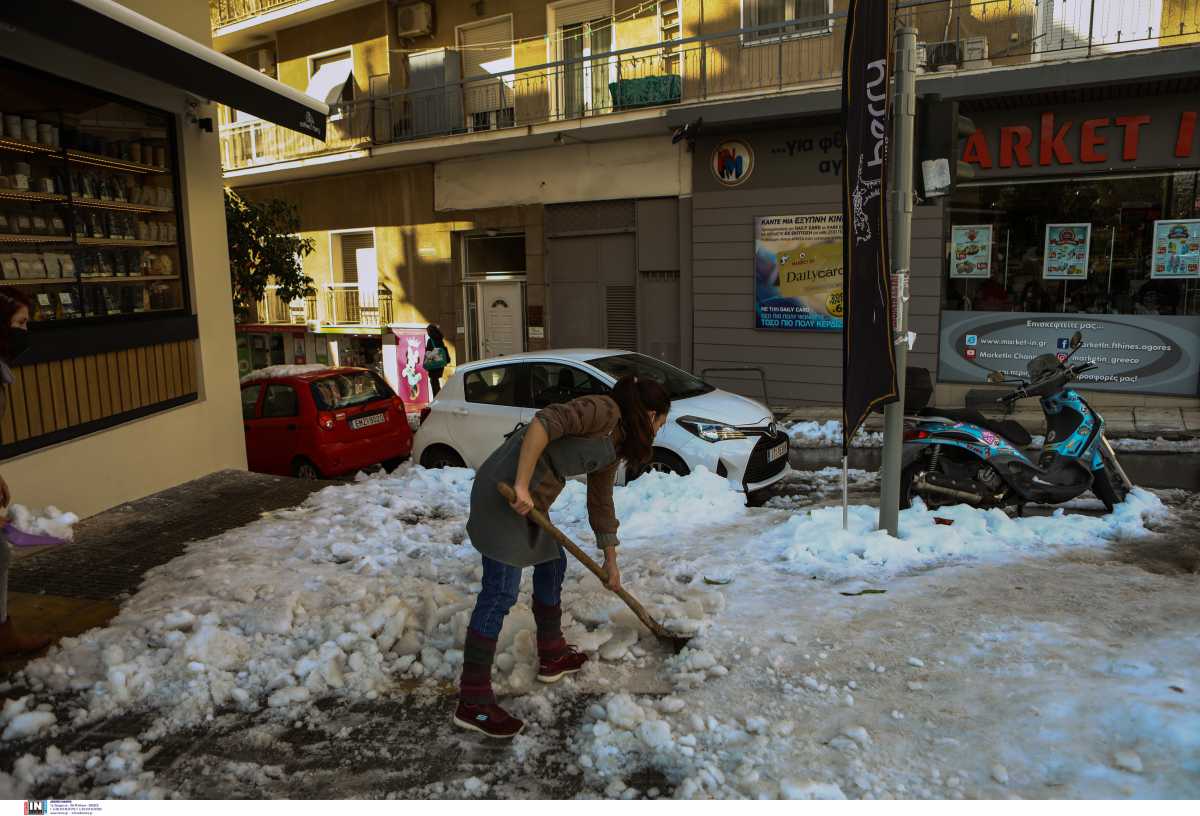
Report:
466,423,617,568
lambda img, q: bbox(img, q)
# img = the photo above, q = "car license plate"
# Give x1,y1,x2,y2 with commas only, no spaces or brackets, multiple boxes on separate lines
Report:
768,441,787,462
350,413,386,430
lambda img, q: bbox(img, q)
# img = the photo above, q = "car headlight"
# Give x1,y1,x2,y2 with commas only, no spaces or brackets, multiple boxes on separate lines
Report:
677,416,746,443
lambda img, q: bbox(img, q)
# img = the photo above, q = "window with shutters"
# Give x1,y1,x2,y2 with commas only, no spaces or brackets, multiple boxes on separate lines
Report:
337,232,374,284
457,15,515,131
605,285,637,351
742,0,832,44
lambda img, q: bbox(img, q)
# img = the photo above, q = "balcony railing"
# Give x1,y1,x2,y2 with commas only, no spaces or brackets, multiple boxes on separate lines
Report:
249,286,317,325
218,0,1200,172
324,283,393,327
210,0,305,30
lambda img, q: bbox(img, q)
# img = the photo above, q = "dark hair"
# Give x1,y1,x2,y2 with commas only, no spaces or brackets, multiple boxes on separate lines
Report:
611,375,671,466
426,324,444,344
0,287,32,361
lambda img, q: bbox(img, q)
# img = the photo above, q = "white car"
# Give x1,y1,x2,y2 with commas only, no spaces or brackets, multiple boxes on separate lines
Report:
414,350,790,495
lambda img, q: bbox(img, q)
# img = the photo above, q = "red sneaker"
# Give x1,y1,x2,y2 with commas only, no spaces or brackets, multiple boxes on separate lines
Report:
537,646,588,683
452,700,525,739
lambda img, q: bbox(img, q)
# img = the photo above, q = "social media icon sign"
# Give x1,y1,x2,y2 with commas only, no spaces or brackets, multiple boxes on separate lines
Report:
965,334,978,346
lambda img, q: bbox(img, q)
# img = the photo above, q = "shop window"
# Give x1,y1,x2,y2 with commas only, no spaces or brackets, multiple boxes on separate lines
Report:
464,364,522,406
241,385,262,420
944,171,1200,318
742,0,832,44
268,333,286,365
0,62,187,325
262,384,299,418
529,363,607,408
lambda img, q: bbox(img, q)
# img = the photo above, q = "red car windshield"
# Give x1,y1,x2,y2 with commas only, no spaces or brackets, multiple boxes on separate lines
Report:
310,371,394,410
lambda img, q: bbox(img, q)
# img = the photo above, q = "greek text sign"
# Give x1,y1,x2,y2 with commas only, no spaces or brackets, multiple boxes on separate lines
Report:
938,311,1200,396
754,214,843,331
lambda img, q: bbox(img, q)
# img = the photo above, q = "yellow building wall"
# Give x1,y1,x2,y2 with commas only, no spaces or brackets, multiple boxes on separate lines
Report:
1161,0,1200,45
1,0,247,518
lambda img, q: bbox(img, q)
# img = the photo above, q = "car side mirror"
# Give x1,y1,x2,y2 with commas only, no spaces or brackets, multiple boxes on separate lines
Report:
987,370,1006,384
1070,331,1083,349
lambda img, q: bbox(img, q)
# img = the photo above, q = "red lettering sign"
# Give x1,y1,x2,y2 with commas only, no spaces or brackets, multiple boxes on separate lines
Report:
1040,112,1073,165
1080,118,1110,163
962,130,992,169
1178,111,1197,158
1115,115,1151,161
999,125,1033,167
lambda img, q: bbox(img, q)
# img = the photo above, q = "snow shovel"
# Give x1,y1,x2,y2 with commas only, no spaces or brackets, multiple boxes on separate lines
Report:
497,482,692,654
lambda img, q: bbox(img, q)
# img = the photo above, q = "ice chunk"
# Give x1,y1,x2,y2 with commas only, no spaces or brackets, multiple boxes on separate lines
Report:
605,694,645,730
1113,750,1143,773
599,629,638,661
1,711,55,740
638,720,672,750
780,780,847,800
267,686,310,708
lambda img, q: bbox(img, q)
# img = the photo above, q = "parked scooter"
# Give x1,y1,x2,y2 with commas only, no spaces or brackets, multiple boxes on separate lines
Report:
901,332,1134,514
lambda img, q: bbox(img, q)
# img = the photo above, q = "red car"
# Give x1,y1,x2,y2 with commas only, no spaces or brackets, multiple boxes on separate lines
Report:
240,366,413,479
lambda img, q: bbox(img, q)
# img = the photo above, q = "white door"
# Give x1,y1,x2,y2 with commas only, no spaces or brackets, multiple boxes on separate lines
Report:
446,361,532,468
478,281,523,358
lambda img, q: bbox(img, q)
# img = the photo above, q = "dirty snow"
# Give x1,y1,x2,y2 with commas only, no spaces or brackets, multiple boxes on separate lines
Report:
783,420,883,448
7,504,79,542
239,364,329,384
0,464,1194,800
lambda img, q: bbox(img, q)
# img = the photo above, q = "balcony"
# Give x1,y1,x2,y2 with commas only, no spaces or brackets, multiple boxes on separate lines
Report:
323,283,393,327
217,0,1200,173
210,0,303,29
247,285,317,325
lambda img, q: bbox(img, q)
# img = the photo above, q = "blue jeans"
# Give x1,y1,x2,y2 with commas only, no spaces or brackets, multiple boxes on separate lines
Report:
467,549,567,639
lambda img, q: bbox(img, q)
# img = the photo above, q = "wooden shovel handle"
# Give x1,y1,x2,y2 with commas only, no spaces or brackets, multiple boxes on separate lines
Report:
497,481,671,639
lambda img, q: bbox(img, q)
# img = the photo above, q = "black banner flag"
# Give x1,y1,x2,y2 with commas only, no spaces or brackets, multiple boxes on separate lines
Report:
841,0,898,455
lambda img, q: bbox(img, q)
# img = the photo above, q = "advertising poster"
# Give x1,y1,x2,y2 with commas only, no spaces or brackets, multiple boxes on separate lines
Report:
938,311,1200,396
1043,223,1092,280
1151,219,1200,279
754,214,843,331
391,325,432,411
950,225,993,279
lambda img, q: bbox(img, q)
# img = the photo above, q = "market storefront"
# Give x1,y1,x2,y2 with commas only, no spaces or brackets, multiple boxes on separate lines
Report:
0,0,327,516
941,90,1200,400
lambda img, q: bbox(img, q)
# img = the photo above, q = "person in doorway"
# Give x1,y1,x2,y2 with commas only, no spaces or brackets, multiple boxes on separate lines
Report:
422,324,449,397
453,376,671,738
0,287,52,657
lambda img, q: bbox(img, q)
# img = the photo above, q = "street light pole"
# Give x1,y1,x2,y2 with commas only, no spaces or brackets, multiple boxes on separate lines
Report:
878,23,917,537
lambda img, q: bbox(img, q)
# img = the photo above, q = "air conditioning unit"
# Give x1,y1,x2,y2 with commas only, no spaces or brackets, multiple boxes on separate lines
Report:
397,2,433,38
926,41,962,71
963,36,990,66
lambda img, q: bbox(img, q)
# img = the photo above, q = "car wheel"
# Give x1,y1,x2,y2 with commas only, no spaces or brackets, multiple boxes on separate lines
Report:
293,457,322,480
628,449,690,482
420,445,465,470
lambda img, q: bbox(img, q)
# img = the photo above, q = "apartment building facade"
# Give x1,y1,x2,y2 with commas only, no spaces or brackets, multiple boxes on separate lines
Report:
213,0,1200,413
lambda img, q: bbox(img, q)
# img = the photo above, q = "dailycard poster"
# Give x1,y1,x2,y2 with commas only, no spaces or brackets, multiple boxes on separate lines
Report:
1043,223,1091,280
950,225,993,279
1151,219,1200,279
754,214,843,331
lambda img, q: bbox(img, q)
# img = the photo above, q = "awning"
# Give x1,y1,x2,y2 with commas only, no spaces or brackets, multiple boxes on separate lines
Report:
0,0,328,140
306,59,354,106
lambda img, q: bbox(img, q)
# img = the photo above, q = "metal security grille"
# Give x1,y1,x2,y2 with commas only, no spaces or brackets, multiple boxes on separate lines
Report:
545,200,635,236
605,285,637,350
339,231,374,283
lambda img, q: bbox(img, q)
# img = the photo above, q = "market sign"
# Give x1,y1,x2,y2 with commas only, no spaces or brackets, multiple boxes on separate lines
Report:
712,140,755,186
1152,219,1200,279
754,214,843,330
938,311,1200,396
960,95,1200,178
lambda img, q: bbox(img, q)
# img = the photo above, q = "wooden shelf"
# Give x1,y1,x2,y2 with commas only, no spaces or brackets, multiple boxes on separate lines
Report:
1,277,76,286
0,135,61,157
72,198,172,214
0,190,67,204
0,233,72,245
80,276,179,284
75,237,176,248
66,148,167,174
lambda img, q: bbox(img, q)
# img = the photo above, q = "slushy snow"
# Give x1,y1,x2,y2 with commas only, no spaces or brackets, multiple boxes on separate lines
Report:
7,504,79,542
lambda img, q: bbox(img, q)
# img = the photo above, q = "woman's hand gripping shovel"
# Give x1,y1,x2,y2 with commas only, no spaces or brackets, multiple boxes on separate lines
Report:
497,482,692,654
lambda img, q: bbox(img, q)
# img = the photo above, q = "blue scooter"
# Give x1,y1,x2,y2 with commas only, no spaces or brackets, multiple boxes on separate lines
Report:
901,332,1133,514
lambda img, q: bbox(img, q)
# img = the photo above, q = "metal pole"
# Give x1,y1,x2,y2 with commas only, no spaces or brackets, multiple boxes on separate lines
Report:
878,24,918,538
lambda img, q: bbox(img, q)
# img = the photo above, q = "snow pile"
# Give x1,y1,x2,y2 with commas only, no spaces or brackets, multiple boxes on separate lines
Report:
1109,436,1200,452
240,364,329,384
758,487,1168,580
7,504,79,542
0,739,166,800
783,420,883,449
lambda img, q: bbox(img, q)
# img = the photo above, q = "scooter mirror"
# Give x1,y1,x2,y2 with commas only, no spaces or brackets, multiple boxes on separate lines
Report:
987,370,1007,384
1070,331,1083,348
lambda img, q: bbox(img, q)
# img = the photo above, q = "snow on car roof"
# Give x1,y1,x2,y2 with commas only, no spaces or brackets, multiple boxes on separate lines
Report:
454,348,623,372
239,364,332,384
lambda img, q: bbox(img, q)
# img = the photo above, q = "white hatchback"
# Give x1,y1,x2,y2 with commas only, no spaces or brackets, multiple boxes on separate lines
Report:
413,350,790,494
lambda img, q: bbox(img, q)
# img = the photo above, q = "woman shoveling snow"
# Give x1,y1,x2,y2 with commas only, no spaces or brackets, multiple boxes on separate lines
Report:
454,376,671,739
